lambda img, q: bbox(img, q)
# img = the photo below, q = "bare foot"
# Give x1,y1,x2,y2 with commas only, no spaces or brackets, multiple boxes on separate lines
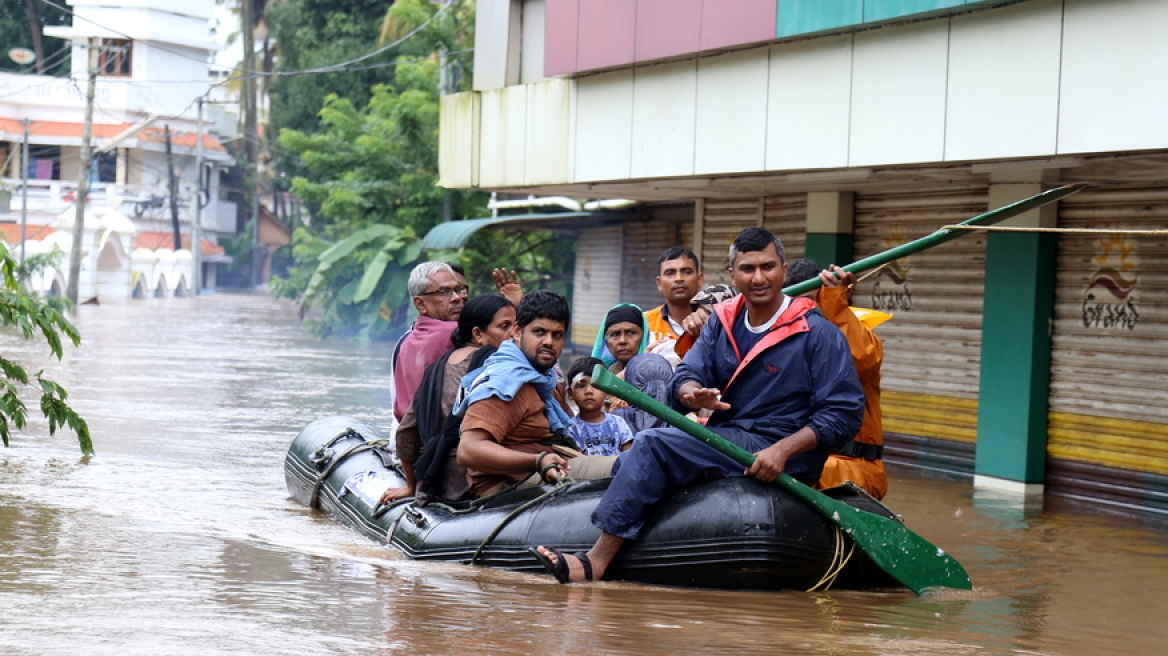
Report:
534,545,594,583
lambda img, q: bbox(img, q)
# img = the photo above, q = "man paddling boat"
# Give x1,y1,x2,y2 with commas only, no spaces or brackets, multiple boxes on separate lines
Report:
533,227,864,583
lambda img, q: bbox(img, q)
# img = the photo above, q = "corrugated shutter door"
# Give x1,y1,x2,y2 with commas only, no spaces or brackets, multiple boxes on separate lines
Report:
701,198,760,285
701,195,807,283
679,220,694,259
852,187,989,444
621,221,686,311
762,194,807,262
572,226,623,352
1049,186,1168,476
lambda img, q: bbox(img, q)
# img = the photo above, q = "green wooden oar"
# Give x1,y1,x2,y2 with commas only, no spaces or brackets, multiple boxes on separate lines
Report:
782,182,1087,296
590,365,972,594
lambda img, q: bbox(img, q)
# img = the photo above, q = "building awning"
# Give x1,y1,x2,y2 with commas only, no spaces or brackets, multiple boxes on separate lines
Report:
422,211,617,250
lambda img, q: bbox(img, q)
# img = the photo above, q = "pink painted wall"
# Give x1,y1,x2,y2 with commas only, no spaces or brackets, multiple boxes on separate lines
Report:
636,0,703,62
544,0,780,76
577,0,638,71
700,0,778,50
545,0,580,77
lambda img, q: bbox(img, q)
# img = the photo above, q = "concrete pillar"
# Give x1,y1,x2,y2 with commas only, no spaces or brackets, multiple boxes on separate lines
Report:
974,183,1059,495
804,191,854,267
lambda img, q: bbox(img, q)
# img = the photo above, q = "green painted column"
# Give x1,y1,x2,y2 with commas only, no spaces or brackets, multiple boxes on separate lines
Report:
804,191,854,267
975,184,1058,486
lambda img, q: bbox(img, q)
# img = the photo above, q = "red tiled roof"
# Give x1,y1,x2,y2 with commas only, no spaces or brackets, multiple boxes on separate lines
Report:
138,127,225,152
0,223,56,243
0,118,225,152
134,231,225,256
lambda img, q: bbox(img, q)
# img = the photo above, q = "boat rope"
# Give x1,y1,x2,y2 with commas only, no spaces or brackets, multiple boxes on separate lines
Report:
805,526,856,593
467,479,576,566
941,224,1168,236
308,437,392,509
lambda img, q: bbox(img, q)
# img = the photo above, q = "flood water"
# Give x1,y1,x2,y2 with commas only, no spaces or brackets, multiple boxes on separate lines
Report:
0,292,1165,655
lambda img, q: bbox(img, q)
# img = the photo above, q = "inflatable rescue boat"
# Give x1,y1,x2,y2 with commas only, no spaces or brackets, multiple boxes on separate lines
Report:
285,416,905,591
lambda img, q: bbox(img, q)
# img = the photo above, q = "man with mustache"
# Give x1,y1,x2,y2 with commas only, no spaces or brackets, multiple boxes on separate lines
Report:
390,261,469,422
644,247,705,364
457,290,615,498
532,227,864,583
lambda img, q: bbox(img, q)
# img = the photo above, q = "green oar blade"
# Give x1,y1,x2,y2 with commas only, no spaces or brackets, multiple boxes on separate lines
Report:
774,471,972,594
590,365,972,594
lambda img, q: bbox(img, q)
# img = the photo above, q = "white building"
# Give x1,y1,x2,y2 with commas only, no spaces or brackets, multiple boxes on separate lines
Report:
441,0,1168,513
0,0,238,299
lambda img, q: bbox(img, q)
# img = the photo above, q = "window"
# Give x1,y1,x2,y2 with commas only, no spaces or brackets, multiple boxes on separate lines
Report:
27,145,60,180
99,39,132,77
95,151,117,183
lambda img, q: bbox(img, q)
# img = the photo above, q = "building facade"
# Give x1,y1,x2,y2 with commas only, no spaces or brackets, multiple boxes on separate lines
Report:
0,0,238,299
440,0,1168,513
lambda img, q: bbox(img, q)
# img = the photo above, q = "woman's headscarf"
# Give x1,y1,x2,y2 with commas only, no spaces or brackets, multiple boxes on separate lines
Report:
611,353,673,433
590,303,649,366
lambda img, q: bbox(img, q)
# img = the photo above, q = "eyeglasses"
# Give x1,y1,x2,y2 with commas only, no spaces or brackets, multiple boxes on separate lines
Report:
418,285,469,299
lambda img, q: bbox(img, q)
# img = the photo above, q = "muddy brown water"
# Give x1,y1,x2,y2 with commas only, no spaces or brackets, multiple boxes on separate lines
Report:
0,293,1164,655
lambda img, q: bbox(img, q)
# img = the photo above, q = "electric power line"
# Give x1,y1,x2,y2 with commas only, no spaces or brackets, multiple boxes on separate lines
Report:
35,0,456,79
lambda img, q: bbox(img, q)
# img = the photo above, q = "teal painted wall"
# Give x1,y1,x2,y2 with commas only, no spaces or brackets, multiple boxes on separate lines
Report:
864,0,966,23
804,233,854,270
975,231,1057,483
777,1,863,37
777,0,1008,39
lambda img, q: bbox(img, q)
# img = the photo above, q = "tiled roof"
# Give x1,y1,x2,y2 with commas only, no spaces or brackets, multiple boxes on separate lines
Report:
134,231,225,256
0,223,55,243
0,226,225,257
0,118,225,152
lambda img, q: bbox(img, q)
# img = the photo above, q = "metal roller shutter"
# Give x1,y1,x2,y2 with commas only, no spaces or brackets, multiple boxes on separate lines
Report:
621,220,686,312
701,198,760,285
1049,186,1168,477
852,187,989,445
679,220,694,260
571,226,623,353
701,195,807,283
762,194,807,263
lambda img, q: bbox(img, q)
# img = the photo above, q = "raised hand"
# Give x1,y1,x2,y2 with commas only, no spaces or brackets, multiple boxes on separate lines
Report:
493,268,524,305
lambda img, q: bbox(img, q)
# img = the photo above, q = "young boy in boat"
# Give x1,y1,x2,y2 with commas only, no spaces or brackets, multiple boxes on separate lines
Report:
565,356,636,456
532,227,864,583
456,290,617,498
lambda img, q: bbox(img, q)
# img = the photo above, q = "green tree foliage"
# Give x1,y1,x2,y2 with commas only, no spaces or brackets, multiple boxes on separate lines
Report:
271,0,576,339
432,230,577,300
270,224,422,339
379,0,475,84
273,55,475,338
266,0,398,140
278,70,454,236
0,0,72,76
0,244,91,455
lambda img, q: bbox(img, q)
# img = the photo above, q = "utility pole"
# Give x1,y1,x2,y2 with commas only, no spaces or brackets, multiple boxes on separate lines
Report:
19,118,29,270
439,0,454,224
193,98,204,295
66,37,99,305
164,125,181,251
241,0,260,287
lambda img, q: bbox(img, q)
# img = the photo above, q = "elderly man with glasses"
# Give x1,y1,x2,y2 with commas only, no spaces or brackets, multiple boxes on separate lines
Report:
390,261,470,422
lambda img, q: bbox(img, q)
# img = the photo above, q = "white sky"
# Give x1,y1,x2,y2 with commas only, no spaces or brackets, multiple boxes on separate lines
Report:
210,4,242,71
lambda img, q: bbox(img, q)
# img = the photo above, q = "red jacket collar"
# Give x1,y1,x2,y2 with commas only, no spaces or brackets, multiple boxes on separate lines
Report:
711,295,816,393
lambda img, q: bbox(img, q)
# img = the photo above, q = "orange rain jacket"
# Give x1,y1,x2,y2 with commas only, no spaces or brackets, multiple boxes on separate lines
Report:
815,286,889,499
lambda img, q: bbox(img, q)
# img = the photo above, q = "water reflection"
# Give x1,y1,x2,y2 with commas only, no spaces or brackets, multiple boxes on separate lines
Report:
0,294,1164,655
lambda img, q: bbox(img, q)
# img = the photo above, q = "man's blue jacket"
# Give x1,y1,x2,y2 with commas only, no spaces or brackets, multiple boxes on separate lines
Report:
671,295,865,481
